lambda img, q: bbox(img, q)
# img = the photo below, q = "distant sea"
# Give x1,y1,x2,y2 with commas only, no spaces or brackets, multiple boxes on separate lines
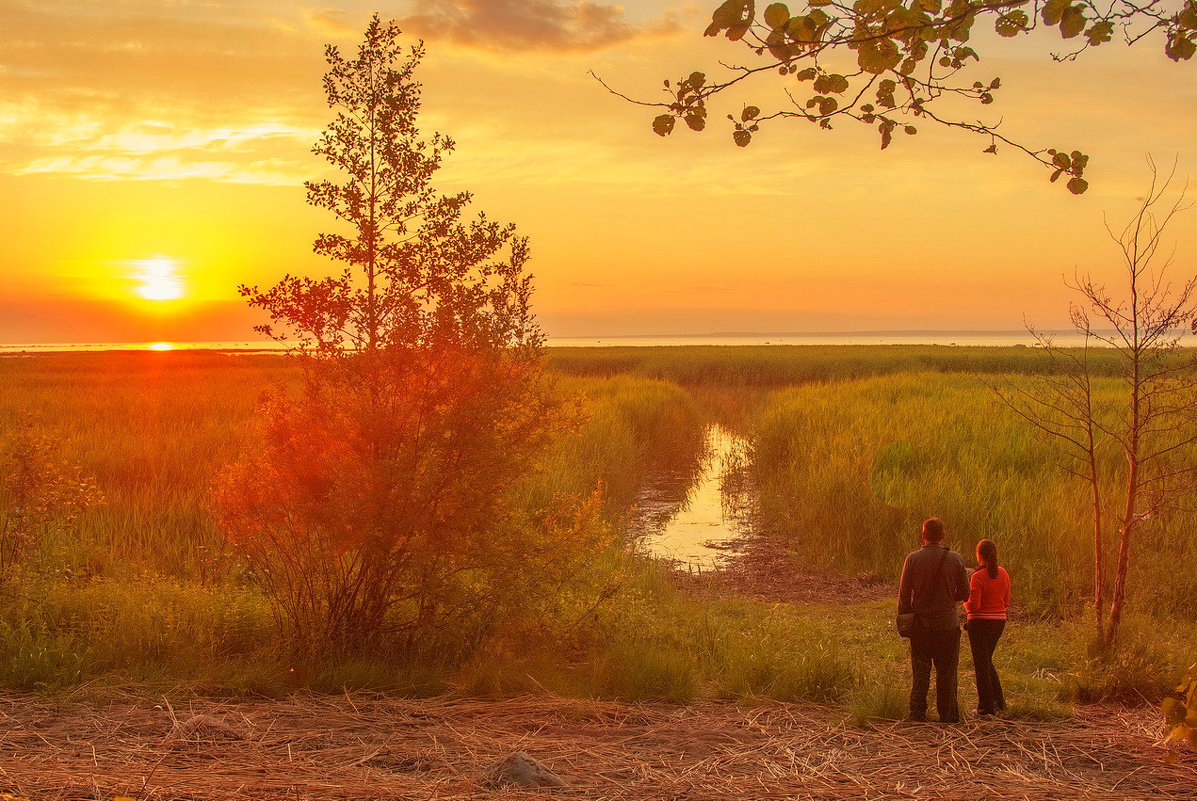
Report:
0,330,1171,353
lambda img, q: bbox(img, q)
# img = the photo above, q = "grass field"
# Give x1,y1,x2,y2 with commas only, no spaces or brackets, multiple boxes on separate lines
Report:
749,372,1197,619
0,347,1191,711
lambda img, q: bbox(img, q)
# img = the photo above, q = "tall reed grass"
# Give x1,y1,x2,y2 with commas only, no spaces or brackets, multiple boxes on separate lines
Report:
0,352,710,692
0,349,1190,702
749,372,1197,619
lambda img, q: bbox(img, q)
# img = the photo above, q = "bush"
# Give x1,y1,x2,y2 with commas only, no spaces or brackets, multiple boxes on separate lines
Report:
0,424,103,573
1067,637,1174,703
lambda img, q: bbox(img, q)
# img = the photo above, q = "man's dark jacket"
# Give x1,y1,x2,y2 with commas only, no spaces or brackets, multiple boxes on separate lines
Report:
898,543,970,631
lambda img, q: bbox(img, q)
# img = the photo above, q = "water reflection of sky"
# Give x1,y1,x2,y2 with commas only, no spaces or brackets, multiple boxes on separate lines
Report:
633,424,750,571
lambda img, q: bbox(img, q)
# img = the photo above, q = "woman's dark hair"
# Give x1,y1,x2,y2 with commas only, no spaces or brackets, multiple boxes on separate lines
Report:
977,538,999,579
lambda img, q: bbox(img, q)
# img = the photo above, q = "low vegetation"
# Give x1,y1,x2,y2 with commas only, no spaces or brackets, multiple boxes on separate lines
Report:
750,371,1197,619
0,347,1192,715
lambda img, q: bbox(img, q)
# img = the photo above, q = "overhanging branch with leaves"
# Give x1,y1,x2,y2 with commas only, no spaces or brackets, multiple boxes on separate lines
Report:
601,0,1196,193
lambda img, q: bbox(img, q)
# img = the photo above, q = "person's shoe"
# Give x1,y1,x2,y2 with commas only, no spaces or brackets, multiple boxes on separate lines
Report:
903,713,928,723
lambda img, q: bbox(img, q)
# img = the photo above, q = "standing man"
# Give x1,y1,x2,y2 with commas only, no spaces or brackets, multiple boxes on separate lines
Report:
898,517,970,723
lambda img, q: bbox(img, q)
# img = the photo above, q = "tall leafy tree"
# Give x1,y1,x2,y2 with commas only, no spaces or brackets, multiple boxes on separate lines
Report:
243,15,539,365
217,16,603,654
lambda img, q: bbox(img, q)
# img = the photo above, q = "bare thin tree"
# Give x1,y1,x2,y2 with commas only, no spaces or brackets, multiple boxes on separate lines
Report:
992,158,1197,646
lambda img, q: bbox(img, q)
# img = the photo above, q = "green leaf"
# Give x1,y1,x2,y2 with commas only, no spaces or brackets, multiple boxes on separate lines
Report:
1060,6,1086,38
652,115,676,137
858,38,903,74
685,113,706,131
706,0,755,37
1042,0,1068,26
733,129,752,147
1178,3,1197,29
1067,176,1088,194
766,28,794,61
1087,21,1113,45
995,10,1029,37
742,106,761,122
786,14,820,43
764,2,790,28
1166,33,1197,61
795,67,818,81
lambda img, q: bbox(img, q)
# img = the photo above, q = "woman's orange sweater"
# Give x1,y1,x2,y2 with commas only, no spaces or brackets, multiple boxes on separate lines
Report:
965,566,1010,621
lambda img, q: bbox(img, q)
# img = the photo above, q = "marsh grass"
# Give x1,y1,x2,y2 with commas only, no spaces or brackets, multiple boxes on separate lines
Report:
0,349,1190,707
0,352,709,693
548,344,1128,386
750,372,1197,619
0,352,294,578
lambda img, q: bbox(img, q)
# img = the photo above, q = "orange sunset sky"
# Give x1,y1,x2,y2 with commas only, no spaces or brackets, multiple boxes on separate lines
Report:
1,0,1195,344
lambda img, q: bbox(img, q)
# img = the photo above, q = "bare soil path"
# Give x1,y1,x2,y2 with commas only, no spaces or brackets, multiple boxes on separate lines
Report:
0,692,1191,800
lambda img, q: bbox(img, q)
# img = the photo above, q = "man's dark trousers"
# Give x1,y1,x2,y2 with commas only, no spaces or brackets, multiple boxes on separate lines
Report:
909,627,961,722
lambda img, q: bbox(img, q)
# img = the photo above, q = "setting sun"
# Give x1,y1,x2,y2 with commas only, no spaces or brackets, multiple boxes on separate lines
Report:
133,258,184,302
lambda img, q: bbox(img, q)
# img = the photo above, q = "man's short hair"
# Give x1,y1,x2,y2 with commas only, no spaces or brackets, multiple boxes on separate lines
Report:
922,517,945,543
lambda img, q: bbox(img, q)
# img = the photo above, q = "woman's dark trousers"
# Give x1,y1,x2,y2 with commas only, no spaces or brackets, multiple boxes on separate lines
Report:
909,628,961,722
967,619,1006,714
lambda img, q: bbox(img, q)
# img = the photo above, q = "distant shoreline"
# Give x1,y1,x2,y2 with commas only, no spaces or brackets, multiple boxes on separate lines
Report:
2,329,1173,353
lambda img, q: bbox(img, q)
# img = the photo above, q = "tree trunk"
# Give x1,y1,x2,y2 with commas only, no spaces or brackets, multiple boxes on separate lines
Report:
1107,346,1141,647
1088,451,1105,638
1106,523,1135,647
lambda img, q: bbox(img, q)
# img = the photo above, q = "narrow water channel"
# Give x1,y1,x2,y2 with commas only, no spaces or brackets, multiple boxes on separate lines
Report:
630,424,754,570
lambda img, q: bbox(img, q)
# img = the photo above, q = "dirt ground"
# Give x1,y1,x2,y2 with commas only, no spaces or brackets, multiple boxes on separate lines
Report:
0,692,1191,800
667,530,895,605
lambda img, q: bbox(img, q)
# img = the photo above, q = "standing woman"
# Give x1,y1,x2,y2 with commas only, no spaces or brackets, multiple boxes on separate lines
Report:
965,539,1010,716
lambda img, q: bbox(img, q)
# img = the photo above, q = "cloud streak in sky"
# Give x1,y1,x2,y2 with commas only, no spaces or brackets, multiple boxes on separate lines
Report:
398,0,681,52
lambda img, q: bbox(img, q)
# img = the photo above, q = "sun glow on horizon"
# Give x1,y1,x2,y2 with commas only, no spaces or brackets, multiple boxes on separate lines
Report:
147,341,174,351
133,257,184,301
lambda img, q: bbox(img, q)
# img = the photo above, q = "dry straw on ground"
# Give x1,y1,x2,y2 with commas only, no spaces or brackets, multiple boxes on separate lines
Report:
0,692,1191,800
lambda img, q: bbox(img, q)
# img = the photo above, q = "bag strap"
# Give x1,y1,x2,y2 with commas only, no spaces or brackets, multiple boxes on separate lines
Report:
913,547,951,614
